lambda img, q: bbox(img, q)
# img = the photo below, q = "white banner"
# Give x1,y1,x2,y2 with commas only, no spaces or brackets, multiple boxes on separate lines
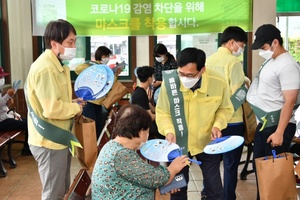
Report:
31,0,67,36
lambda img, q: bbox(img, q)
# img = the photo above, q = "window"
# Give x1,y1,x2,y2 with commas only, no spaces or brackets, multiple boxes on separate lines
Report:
156,35,177,58
276,16,300,63
90,36,129,77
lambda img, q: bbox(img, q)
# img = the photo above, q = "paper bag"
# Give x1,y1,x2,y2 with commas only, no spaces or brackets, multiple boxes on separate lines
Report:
255,152,297,200
102,81,128,110
74,115,98,171
295,161,300,178
242,101,257,144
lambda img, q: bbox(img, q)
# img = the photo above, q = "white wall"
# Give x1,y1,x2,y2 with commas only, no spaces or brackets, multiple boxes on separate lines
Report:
136,36,150,67
7,0,33,87
252,0,276,78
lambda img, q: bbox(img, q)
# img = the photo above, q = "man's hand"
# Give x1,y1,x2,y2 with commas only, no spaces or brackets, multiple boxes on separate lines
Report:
211,127,222,140
73,98,86,107
166,133,176,143
72,98,85,119
267,131,283,147
75,110,83,119
292,136,300,144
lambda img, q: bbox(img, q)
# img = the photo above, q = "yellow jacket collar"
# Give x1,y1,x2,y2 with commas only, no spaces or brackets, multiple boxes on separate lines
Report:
45,49,65,72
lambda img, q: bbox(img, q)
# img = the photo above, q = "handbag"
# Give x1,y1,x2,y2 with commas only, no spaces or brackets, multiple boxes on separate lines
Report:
102,80,128,110
73,115,98,171
242,101,257,144
255,152,297,200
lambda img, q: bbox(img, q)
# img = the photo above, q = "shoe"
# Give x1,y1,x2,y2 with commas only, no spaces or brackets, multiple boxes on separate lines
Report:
21,148,32,156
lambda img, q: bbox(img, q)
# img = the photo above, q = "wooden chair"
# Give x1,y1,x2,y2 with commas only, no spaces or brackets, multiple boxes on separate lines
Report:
64,169,91,200
97,109,116,151
0,130,23,177
239,142,255,180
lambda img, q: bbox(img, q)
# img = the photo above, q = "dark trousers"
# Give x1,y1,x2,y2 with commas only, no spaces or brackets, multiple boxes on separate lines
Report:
253,123,295,200
0,118,29,149
290,143,300,155
83,102,108,139
221,123,244,200
171,152,224,200
149,121,165,140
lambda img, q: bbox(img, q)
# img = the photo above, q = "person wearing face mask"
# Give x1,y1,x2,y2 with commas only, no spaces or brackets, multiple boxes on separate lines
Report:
75,46,113,74
95,46,111,65
156,47,234,200
74,46,125,139
205,26,248,200
91,104,189,199
130,66,164,140
247,24,300,200
0,67,31,155
75,46,112,138
26,19,85,200
152,43,178,92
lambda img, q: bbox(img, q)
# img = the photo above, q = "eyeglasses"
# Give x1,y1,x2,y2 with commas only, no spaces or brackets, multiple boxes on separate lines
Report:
177,70,200,79
235,41,245,49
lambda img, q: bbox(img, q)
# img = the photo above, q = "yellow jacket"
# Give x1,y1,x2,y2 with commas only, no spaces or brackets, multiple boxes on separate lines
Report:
206,47,245,123
26,49,81,150
156,69,234,156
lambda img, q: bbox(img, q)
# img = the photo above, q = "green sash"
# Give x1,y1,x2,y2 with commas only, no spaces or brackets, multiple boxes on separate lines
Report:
162,70,188,155
251,104,299,131
247,59,299,130
230,85,248,111
25,82,82,156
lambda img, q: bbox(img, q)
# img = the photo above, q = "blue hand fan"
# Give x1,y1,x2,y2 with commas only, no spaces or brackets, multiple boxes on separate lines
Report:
134,66,140,77
74,64,114,100
153,87,160,104
140,139,180,162
168,148,202,165
203,135,244,154
12,80,21,93
95,65,115,99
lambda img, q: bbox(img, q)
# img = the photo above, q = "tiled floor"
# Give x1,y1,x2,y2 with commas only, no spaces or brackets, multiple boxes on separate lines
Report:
156,150,258,200
0,139,298,200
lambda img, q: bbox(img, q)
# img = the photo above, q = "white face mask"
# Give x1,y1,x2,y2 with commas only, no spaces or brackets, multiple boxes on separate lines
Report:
232,42,244,57
155,56,164,63
58,44,77,60
137,140,146,150
259,48,274,60
101,57,109,65
0,78,5,87
137,130,149,150
179,76,200,89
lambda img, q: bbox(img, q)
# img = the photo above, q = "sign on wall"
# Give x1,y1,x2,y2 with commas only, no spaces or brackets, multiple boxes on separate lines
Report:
32,0,253,36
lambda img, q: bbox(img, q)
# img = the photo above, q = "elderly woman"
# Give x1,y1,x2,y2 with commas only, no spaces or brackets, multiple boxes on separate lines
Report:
91,104,188,199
